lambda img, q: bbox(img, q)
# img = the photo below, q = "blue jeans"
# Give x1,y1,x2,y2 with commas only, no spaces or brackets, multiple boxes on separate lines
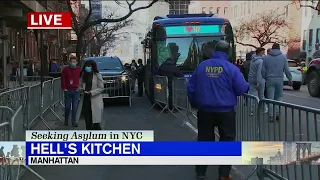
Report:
248,82,265,112
64,90,80,124
266,79,283,116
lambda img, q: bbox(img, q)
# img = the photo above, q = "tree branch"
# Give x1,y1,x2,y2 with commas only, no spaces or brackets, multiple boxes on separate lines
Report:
67,0,79,34
81,0,162,33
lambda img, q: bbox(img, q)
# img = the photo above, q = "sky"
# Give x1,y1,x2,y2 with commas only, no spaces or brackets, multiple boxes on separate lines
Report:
242,142,320,164
0,141,24,157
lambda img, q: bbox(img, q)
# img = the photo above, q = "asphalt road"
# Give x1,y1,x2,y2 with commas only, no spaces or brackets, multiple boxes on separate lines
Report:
22,85,320,180
22,96,243,180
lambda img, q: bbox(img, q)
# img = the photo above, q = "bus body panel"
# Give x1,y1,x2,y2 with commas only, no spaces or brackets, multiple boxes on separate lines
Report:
143,14,235,103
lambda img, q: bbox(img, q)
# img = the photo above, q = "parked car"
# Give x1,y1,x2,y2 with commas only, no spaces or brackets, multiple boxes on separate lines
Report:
306,50,320,97
284,59,302,90
82,56,131,104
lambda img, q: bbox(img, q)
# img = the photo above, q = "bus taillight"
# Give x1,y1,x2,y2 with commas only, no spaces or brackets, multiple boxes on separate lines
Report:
185,22,189,24
195,21,200,24
156,24,160,26
190,21,194,24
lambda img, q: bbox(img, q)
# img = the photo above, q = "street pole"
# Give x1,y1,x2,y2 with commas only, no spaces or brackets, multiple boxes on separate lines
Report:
18,29,24,86
40,30,44,96
19,29,24,86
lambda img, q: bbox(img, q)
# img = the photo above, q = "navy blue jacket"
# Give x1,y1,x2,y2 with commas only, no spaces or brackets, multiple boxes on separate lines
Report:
187,51,249,112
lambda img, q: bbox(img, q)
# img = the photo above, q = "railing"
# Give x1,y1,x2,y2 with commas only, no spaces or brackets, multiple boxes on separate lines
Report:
152,77,320,180
0,77,64,180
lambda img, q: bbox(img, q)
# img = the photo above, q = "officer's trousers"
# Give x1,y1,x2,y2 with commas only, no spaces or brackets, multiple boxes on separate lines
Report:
196,110,236,177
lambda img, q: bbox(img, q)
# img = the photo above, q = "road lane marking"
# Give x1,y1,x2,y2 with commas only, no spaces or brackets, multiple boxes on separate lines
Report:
184,121,246,178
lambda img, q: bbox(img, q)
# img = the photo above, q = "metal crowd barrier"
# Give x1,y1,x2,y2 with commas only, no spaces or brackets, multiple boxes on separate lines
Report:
169,78,320,180
149,76,175,118
27,78,64,130
0,105,45,180
245,99,320,180
171,77,196,128
6,75,53,89
102,75,132,107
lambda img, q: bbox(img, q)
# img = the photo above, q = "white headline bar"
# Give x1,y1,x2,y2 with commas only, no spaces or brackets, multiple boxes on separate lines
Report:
26,130,154,142
28,156,243,165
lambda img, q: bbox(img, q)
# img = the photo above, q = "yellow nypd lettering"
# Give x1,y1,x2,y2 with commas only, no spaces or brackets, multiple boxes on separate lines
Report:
205,66,224,77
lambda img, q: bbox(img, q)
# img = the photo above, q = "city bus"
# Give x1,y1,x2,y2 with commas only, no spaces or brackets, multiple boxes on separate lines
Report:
141,14,236,102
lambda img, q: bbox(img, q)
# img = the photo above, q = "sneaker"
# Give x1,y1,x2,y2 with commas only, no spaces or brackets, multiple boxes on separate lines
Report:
72,123,78,127
219,176,232,180
196,173,206,179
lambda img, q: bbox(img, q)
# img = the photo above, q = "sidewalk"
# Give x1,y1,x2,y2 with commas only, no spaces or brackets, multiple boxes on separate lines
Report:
22,96,253,180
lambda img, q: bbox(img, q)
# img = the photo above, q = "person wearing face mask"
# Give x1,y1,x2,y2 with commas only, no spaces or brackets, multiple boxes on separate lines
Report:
77,60,104,130
61,56,82,127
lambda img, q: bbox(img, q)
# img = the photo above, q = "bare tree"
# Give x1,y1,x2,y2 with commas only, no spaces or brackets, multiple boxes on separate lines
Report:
84,5,134,56
234,11,290,49
65,0,168,61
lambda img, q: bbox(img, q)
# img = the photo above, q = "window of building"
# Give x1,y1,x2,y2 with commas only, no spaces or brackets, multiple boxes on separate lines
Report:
284,6,289,17
202,7,206,14
309,29,314,49
235,5,238,17
241,3,243,16
209,7,213,14
316,28,320,50
231,7,233,17
224,7,228,15
303,30,307,51
217,7,220,14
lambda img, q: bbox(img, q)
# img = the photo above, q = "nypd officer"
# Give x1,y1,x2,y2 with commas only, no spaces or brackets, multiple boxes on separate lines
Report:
187,41,249,180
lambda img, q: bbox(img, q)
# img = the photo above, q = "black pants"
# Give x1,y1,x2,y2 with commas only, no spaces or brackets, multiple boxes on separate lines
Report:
138,79,143,96
196,110,236,177
264,82,267,98
83,95,102,130
168,85,173,110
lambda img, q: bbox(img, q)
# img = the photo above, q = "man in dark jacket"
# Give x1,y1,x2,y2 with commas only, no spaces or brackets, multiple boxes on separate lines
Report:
187,40,249,180
136,59,145,97
158,58,181,110
242,51,255,81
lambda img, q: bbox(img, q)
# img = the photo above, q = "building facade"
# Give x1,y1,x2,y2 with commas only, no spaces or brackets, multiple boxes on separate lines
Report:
230,1,303,59
300,1,320,62
169,0,190,14
188,1,231,19
147,0,169,26
283,142,293,163
250,157,263,165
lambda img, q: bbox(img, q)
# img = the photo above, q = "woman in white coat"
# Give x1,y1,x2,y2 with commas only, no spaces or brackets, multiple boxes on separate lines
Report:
79,60,104,130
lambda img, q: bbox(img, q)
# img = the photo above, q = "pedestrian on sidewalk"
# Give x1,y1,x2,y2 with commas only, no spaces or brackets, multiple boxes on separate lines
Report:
136,59,145,97
130,59,137,93
61,56,82,127
187,40,249,180
77,60,104,130
248,47,268,115
262,43,292,121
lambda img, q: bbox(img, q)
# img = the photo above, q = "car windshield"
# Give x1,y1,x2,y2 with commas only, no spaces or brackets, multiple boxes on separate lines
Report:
156,36,232,71
95,58,123,70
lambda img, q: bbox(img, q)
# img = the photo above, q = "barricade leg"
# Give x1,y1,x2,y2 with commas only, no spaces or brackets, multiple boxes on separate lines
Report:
21,165,46,180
